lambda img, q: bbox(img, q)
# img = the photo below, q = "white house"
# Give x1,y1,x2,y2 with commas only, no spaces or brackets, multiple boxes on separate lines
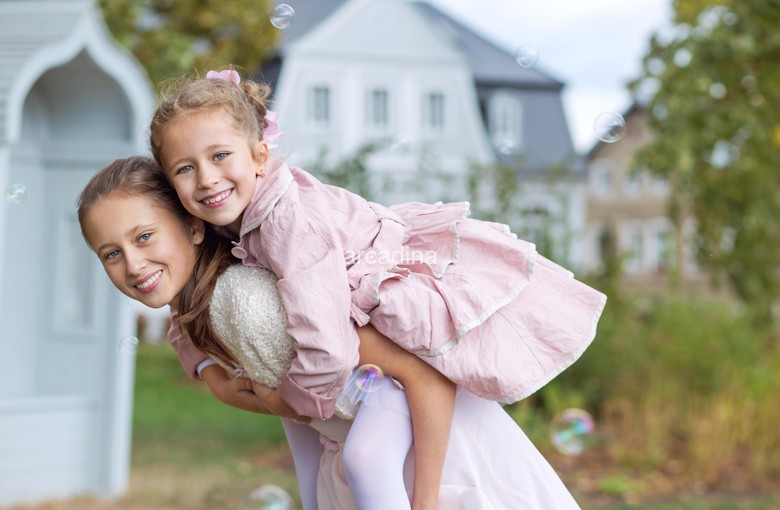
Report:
0,0,153,505
267,0,494,204
261,0,589,268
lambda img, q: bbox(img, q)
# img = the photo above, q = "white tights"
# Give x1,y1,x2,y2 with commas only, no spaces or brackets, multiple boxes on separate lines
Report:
282,379,414,510
342,379,413,509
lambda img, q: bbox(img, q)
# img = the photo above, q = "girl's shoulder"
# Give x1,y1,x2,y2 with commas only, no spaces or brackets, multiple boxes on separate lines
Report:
212,263,279,301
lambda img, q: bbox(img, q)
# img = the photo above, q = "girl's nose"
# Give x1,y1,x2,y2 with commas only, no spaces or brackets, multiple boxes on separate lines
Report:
125,250,147,276
197,165,220,189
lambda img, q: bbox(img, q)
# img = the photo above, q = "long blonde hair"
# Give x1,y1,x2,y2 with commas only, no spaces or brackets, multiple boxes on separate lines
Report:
150,72,272,170
77,156,238,367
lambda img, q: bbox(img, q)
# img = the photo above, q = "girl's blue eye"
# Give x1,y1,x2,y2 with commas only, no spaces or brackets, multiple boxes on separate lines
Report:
214,152,228,161
105,250,120,261
175,165,193,175
138,232,152,242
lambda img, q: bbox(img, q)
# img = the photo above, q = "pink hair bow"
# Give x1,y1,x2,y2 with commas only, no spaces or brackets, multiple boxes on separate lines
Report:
263,110,286,147
206,69,284,147
206,69,241,85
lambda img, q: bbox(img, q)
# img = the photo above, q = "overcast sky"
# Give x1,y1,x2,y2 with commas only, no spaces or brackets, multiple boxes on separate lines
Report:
424,0,673,153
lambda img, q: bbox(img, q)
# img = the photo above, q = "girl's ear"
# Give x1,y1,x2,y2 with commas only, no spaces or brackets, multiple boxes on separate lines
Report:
253,141,269,177
189,217,206,245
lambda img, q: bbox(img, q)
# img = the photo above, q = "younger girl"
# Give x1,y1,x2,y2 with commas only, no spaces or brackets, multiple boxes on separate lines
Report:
77,156,582,509
150,70,606,508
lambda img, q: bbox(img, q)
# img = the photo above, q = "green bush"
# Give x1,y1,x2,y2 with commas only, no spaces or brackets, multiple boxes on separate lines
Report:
540,290,780,489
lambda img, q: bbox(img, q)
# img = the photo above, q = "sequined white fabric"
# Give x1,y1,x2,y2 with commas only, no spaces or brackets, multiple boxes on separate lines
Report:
209,264,358,420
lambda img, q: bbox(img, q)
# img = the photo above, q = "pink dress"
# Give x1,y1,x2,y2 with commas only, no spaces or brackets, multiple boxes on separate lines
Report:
229,158,607,419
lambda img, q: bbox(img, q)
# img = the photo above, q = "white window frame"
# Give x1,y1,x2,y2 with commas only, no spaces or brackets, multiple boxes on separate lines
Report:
622,223,644,274
422,90,446,132
624,168,642,196
651,173,669,195
590,159,614,197
365,87,390,130
648,219,672,272
488,91,523,154
306,84,331,127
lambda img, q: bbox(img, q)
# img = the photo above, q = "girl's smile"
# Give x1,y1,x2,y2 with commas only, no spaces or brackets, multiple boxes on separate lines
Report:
82,192,204,309
200,188,234,207
135,269,162,292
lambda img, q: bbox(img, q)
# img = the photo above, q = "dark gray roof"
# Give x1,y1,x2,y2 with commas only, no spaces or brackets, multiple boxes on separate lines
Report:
269,0,564,90
272,0,349,53
258,0,349,89
411,2,564,90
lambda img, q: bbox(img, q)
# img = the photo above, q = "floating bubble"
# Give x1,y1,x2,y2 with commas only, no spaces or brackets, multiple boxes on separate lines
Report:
593,111,626,143
514,45,539,68
340,364,386,405
354,364,384,393
673,48,692,68
652,103,669,120
269,132,295,160
740,75,757,90
550,408,596,456
270,4,295,29
245,484,294,510
4,183,27,204
709,83,727,100
119,336,139,355
388,133,411,153
497,138,517,155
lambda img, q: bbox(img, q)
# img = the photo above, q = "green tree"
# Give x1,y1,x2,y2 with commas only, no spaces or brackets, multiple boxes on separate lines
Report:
632,0,780,321
98,0,279,86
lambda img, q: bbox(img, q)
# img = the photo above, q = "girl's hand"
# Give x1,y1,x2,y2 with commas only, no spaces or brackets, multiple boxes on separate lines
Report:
201,365,270,414
251,383,311,423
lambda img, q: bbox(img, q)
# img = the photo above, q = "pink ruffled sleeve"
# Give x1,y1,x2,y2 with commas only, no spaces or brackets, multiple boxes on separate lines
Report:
254,199,360,420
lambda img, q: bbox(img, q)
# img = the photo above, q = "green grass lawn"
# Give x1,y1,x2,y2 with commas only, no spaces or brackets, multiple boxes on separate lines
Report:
130,342,300,509
128,343,780,510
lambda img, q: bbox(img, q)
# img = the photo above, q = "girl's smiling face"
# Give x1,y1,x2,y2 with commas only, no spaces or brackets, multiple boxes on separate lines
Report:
160,107,268,235
82,192,204,309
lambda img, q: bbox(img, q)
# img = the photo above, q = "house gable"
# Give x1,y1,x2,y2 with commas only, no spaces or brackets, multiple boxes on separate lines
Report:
289,0,465,64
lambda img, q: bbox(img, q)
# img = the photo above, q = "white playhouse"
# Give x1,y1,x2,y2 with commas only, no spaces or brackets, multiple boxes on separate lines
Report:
0,0,154,505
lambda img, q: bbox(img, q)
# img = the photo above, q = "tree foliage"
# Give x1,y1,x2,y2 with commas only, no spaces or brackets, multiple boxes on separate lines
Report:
98,0,279,86
632,0,780,320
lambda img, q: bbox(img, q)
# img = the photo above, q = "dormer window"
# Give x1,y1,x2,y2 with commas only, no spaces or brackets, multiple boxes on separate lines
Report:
489,91,523,154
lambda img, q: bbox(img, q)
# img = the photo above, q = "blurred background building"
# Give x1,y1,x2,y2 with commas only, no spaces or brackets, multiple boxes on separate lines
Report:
0,0,151,505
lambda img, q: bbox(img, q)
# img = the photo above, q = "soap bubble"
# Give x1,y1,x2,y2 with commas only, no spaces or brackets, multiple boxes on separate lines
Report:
269,132,295,160
388,133,411,153
4,183,27,204
118,336,139,355
245,484,294,510
709,83,727,100
514,45,539,68
339,364,386,406
594,111,626,143
270,4,295,29
550,408,596,456
496,138,517,155
354,364,384,393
